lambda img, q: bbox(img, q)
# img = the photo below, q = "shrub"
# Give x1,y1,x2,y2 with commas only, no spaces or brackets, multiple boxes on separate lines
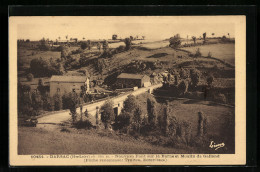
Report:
178,80,189,95
100,100,115,129
214,93,227,104
62,92,79,112
31,91,43,112
102,40,109,51
207,74,214,87
117,111,133,131
179,68,190,80
123,95,138,113
74,120,93,129
207,51,212,58
116,45,125,53
197,111,207,137
53,93,62,111
42,94,52,111
194,48,202,57
30,58,63,77
71,48,83,54
26,73,34,81
162,102,170,135
81,42,88,50
169,34,181,48
132,105,143,133
124,38,132,50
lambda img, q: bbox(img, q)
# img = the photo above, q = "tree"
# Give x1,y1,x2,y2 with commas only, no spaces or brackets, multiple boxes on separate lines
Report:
97,42,101,51
212,33,215,37
87,40,92,50
190,68,201,87
123,95,138,113
102,40,109,51
26,73,34,81
117,95,138,130
62,92,79,123
162,102,170,135
142,36,145,40
207,74,214,87
100,100,115,129
192,36,196,44
169,34,181,48
147,97,157,127
81,42,87,50
132,105,142,133
112,34,118,40
39,37,50,51
178,80,189,95
53,93,62,111
129,36,134,41
124,38,132,50
203,32,207,41
31,91,43,113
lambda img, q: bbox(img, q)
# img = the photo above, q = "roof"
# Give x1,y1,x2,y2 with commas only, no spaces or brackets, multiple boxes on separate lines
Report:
50,75,87,83
117,73,148,80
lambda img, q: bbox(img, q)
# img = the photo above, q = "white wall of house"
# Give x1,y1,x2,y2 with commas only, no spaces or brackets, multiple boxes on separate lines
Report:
50,82,85,97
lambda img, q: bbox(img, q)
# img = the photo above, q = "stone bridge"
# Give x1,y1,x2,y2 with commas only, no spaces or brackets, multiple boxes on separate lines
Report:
78,83,162,122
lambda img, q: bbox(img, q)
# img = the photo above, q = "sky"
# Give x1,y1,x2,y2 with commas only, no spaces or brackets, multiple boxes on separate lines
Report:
13,16,235,41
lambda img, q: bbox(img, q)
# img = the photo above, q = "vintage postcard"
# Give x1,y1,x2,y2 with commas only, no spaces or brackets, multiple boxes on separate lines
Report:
9,16,246,166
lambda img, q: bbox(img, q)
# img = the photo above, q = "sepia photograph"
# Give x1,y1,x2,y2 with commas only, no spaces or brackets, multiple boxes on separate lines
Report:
9,16,246,166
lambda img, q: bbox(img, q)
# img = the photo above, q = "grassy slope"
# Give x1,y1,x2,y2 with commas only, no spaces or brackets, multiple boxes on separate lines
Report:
18,126,192,154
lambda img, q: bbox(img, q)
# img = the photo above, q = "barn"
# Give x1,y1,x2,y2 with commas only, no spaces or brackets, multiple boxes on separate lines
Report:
50,75,90,97
116,73,151,88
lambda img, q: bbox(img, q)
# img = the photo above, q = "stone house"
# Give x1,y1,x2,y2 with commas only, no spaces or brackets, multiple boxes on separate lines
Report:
116,73,151,88
50,75,90,97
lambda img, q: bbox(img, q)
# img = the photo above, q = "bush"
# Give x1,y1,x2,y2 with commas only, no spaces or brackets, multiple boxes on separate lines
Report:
169,34,181,48
42,94,53,111
179,68,190,80
100,100,115,129
194,48,202,57
207,51,212,58
71,48,83,54
30,58,63,77
207,74,214,87
53,93,62,111
116,45,125,53
31,91,43,111
26,73,34,81
213,93,227,104
81,42,88,50
147,97,157,127
190,68,201,87
178,80,189,95
124,38,132,50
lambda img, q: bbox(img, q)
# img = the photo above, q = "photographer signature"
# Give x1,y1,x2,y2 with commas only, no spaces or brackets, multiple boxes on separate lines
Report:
209,141,225,150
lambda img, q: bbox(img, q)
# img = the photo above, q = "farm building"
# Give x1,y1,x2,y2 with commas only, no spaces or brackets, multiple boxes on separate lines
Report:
116,73,151,88
50,75,90,97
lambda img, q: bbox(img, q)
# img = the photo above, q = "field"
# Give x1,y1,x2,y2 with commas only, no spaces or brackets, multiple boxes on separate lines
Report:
18,48,61,69
180,43,235,65
18,126,192,154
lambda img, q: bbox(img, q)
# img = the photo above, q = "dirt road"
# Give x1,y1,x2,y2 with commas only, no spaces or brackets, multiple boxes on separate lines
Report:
37,110,71,131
